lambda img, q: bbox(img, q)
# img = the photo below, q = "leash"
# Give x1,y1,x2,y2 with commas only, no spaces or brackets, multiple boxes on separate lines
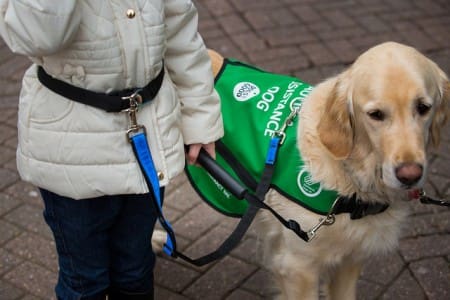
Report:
36,65,448,268
417,190,450,207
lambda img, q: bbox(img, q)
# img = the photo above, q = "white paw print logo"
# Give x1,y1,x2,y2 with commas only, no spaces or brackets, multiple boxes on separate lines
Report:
233,82,260,102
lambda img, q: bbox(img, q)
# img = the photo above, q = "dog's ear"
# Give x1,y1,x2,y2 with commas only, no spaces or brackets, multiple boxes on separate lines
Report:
317,79,354,159
430,70,449,147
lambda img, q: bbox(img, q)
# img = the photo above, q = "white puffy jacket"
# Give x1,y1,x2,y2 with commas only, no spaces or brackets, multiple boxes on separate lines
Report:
0,0,223,199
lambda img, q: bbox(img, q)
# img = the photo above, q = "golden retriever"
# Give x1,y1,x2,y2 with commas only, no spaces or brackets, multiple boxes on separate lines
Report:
153,42,449,300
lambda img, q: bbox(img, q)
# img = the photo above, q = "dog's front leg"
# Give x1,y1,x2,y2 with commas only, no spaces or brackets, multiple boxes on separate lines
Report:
273,268,320,300
327,261,362,300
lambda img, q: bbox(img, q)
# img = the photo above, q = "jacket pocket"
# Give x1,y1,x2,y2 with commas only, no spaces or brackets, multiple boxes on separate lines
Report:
28,81,74,125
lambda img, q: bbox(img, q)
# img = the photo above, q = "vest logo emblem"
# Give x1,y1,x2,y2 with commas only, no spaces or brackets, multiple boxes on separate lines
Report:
297,168,323,197
233,82,260,102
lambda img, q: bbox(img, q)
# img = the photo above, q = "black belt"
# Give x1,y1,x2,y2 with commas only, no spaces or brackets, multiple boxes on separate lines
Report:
37,64,164,112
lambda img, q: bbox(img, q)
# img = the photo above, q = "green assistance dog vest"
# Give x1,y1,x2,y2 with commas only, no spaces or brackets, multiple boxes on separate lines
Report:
186,59,338,217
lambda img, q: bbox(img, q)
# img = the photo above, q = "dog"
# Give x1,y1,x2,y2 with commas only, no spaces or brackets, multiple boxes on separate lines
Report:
153,42,449,299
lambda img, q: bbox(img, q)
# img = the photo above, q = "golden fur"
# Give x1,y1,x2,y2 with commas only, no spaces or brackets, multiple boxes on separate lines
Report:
154,43,449,300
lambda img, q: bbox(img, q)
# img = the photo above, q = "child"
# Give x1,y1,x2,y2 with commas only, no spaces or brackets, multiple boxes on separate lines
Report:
0,0,223,299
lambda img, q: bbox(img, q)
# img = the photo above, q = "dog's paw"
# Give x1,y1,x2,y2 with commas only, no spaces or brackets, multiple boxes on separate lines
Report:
151,229,166,254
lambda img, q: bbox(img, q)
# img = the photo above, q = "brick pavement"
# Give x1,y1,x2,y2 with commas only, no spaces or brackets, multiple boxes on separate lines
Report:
0,0,449,299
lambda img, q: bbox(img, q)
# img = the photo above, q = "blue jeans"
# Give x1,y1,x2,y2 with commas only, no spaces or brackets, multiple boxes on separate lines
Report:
40,188,162,300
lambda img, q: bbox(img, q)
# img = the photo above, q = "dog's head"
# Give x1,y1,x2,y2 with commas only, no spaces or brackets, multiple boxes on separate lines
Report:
317,42,449,190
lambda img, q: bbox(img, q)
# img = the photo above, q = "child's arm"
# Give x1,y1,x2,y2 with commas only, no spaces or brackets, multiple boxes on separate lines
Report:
164,0,223,146
0,0,81,56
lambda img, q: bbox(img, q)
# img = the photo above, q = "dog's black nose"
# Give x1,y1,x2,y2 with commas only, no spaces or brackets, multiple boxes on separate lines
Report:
395,163,423,186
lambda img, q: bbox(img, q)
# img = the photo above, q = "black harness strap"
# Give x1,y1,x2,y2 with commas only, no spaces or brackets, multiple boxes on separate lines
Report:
37,64,164,112
333,195,389,219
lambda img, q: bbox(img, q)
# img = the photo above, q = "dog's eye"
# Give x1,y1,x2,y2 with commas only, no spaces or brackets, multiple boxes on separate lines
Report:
367,110,385,121
416,102,431,116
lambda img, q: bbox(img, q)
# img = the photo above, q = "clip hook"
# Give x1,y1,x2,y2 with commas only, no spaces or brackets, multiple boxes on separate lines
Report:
307,198,339,241
122,90,146,140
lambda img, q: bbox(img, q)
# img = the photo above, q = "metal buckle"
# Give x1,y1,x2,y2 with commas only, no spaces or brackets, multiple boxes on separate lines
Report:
273,107,299,145
307,198,339,241
122,90,146,141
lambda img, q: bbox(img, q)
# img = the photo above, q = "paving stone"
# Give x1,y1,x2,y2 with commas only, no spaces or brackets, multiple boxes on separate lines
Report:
230,236,260,265
399,234,450,262
20,295,43,300
317,27,366,41
204,37,247,61
360,251,405,285
0,123,16,144
0,107,16,123
164,182,206,211
3,261,57,300
230,32,267,53
0,220,21,245
183,256,257,300
241,268,276,298
198,19,225,40
1,1,450,299
0,192,21,216
246,8,299,29
217,14,250,35
172,202,223,240
4,107,18,127
0,168,19,190
2,133,17,150
291,4,322,24
0,56,30,84
154,257,200,292
229,0,281,11
294,68,324,85
380,269,426,300
3,155,17,172
261,27,317,47
324,39,360,64
356,15,391,33
164,172,188,197
202,0,234,17
183,221,239,259
249,46,300,64
5,181,44,208
0,248,23,276
0,145,15,165
4,204,52,240
356,279,384,300
0,278,25,300
301,43,339,66
4,232,58,272
410,257,449,300
255,53,310,75
429,155,450,177
154,285,190,300
401,210,450,238
225,288,263,300
320,9,357,28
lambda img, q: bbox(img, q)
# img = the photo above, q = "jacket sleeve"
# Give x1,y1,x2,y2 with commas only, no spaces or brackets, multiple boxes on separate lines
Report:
0,0,81,56
164,0,223,145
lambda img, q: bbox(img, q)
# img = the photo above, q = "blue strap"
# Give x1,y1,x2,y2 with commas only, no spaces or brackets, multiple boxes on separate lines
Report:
130,132,176,256
266,137,281,165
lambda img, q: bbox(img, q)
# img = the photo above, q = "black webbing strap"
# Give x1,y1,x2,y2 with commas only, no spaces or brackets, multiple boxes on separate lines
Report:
171,146,275,266
37,64,164,112
419,195,450,206
172,137,312,266
332,194,389,220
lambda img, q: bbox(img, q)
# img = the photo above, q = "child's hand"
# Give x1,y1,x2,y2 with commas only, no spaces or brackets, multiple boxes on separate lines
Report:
186,143,216,165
